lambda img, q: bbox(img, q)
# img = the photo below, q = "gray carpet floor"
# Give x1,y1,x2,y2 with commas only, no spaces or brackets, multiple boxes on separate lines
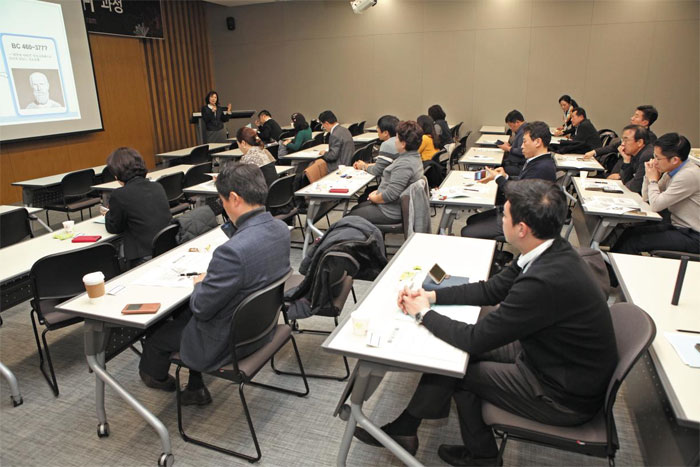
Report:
0,206,645,466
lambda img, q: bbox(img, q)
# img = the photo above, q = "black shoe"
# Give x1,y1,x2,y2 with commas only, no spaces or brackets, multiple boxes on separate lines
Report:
180,385,212,406
437,444,499,466
354,426,418,455
139,370,176,392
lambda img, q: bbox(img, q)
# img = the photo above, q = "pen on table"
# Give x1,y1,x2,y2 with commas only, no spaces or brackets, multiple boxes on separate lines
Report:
676,329,700,334
179,272,201,277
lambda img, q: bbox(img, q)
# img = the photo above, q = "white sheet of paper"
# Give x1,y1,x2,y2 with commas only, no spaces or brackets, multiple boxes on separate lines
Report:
665,332,700,368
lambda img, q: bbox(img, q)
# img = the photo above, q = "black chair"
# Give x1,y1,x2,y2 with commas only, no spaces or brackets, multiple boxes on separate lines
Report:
44,169,101,225
184,162,213,188
310,119,322,131
350,146,364,165
0,208,34,248
279,130,294,140
180,145,210,165
598,129,618,148
171,270,309,462
151,223,179,258
348,122,361,136
450,121,464,142
304,138,321,150
267,143,279,159
360,142,374,163
482,302,656,467
312,131,326,145
157,172,190,216
30,243,121,396
266,174,302,234
100,166,115,184
272,249,359,381
260,162,278,187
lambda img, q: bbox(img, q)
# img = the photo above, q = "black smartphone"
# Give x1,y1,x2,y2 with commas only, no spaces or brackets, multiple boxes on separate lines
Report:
429,263,448,284
494,139,504,146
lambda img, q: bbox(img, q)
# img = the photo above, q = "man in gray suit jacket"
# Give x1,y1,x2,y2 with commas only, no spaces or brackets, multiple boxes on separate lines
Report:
318,110,355,171
139,163,291,405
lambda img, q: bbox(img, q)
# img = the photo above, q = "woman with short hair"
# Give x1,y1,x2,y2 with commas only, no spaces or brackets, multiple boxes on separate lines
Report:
348,120,423,224
102,147,172,268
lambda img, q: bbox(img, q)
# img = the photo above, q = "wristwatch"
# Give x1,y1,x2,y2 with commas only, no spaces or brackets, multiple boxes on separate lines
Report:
414,308,431,325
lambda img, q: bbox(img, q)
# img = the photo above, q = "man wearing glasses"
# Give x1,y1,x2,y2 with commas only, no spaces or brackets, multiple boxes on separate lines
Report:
612,132,700,255
606,124,654,194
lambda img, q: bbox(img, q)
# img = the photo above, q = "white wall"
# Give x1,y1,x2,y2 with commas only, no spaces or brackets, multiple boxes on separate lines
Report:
207,0,699,144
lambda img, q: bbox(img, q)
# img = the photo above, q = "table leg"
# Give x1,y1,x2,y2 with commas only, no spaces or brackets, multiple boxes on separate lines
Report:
337,361,423,467
302,200,322,258
438,207,457,235
22,187,34,207
84,320,173,464
0,361,23,406
590,218,615,250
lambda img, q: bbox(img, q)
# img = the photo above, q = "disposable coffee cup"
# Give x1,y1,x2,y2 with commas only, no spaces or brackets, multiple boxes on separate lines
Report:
580,170,588,179
83,272,106,303
351,312,370,337
63,220,75,233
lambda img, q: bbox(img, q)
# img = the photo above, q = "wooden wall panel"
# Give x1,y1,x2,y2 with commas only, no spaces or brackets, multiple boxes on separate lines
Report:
144,0,213,155
0,34,155,204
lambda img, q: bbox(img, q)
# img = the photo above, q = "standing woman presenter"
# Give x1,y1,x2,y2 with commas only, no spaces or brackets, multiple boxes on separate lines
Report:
201,90,232,143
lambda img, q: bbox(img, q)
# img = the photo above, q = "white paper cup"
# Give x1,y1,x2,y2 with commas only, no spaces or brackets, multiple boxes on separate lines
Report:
63,220,75,233
580,170,588,179
351,313,370,336
83,271,106,303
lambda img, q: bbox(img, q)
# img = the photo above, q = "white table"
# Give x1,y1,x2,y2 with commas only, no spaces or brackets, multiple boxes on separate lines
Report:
156,143,229,165
90,165,195,203
279,143,327,162
571,177,661,249
323,233,495,466
458,147,504,168
609,253,699,426
549,135,566,145
294,166,375,257
475,134,506,146
0,217,119,310
55,228,229,467
352,133,379,144
479,125,507,134
12,165,107,207
430,171,498,235
689,149,699,167
554,153,605,187
609,253,699,465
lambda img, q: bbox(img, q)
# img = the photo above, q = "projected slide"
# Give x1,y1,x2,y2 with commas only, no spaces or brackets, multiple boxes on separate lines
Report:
1,0,80,126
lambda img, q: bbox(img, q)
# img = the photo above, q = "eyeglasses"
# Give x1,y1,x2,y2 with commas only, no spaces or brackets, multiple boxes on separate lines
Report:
653,155,668,162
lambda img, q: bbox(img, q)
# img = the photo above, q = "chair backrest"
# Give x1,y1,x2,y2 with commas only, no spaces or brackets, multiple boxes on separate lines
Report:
449,142,467,169
266,174,295,209
157,172,185,203
603,303,656,445
184,162,213,188
151,223,179,257
101,166,115,183
360,142,374,162
279,130,294,140
228,141,239,150
598,129,618,148
229,270,292,371
458,132,470,148
30,242,121,303
315,249,360,316
0,208,33,248
260,162,278,187
356,121,366,135
303,139,320,150
61,169,96,199
310,120,322,131
400,177,430,237
267,144,279,159
350,146,364,164
431,149,448,165
304,158,328,183
188,145,210,165
348,122,362,136
451,122,463,141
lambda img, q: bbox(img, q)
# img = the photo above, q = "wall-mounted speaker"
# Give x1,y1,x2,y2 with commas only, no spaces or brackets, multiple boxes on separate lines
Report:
226,17,235,31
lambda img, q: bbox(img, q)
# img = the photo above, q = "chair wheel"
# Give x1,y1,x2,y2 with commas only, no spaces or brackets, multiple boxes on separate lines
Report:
11,396,23,407
97,422,110,438
338,404,351,421
158,452,174,467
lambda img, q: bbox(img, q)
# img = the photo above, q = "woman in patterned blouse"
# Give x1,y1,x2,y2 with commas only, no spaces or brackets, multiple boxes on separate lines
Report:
236,126,275,167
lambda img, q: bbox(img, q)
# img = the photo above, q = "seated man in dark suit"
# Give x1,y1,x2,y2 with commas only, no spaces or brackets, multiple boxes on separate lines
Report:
138,163,291,405
497,109,526,177
461,121,556,239
355,179,618,466
557,107,602,153
584,104,658,162
606,124,654,194
256,109,283,143
318,110,355,171
102,147,172,268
